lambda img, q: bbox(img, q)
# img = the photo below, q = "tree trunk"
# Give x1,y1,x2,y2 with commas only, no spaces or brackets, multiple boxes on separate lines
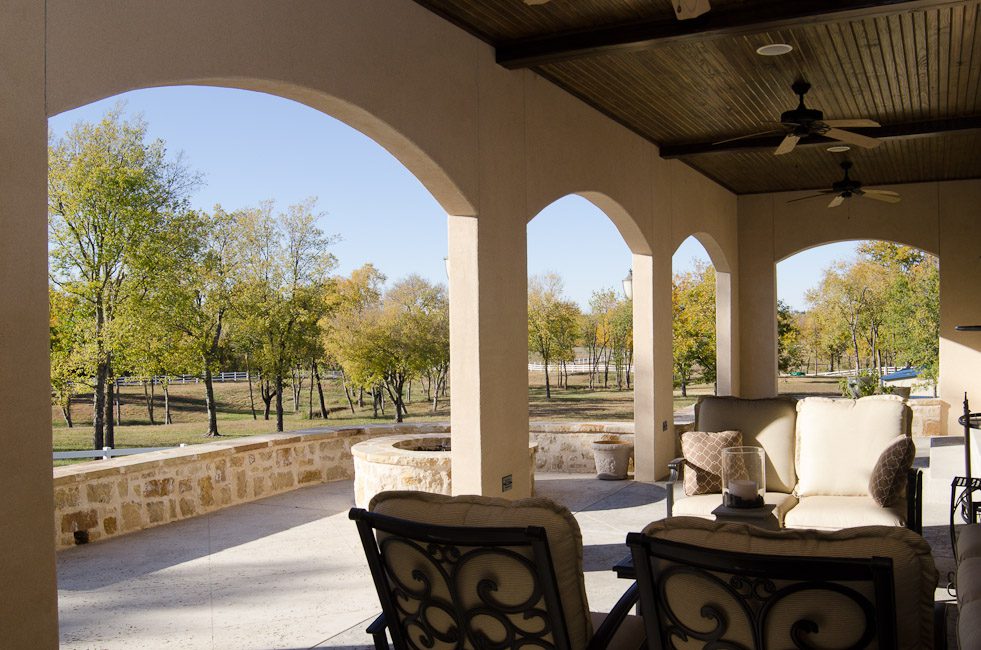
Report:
372,388,380,418
163,382,173,424
93,363,106,450
275,373,285,432
62,402,73,428
681,379,688,398
358,386,365,408
143,380,156,425
260,379,274,420
246,356,257,420
544,356,552,400
291,367,302,413
314,363,329,419
341,372,356,414
203,365,220,437
307,362,314,420
104,375,115,449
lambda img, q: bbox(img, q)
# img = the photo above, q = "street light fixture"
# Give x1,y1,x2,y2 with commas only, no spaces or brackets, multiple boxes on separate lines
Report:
622,269,633,300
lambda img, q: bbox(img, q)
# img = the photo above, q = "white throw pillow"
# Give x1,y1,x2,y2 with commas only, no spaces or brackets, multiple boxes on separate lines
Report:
795,395,910,497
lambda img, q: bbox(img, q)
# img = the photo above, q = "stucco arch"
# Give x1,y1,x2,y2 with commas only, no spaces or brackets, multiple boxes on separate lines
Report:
524,190,651,256
45,0,478,218
770,184,940,262
776,237,939,264
673,231,732,274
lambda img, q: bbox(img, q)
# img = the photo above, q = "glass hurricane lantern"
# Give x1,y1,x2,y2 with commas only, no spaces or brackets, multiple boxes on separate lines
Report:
722,446,766,509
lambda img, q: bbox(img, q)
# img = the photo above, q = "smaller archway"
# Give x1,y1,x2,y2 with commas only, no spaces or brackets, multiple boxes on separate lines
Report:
525,194,635,422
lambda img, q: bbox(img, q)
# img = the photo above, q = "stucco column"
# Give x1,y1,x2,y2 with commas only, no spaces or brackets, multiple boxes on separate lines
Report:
715,270,739,396
633,252,675,481
736,196,778,398
0,0,59,645
939,181,981,438
448,213,530,498
448,56,530,499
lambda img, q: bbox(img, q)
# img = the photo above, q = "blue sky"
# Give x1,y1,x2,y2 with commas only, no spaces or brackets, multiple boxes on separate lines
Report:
48,85,855,311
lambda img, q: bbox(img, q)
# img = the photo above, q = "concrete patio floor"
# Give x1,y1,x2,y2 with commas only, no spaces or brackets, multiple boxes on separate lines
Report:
58,454,958,650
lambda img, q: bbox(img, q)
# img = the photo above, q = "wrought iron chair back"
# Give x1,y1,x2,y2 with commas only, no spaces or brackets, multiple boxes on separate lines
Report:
351,507,573,650
627,533,898,650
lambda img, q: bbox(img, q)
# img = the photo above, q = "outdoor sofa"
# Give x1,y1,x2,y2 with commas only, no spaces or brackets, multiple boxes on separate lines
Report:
666,394,923,532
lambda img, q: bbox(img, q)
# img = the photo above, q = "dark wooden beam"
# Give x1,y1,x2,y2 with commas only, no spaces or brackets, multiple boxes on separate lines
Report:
497,0,972,69
658,116,981,158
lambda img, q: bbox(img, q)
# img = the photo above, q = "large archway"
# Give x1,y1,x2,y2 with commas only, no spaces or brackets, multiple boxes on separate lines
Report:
776,240,941,430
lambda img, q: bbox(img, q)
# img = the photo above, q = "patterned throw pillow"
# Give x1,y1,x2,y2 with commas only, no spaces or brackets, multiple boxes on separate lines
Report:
868,435,916,506
680,430,742,496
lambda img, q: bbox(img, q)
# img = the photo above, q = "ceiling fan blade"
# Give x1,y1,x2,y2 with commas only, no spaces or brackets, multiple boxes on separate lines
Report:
786,192,832,204
828,195,846,208
713,129,785,145
861,190,901,203
823,119,880,128
774,134,801,155
825,128,881,149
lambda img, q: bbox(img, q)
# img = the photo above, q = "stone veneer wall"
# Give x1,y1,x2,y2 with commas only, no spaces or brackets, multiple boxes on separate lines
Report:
530,422,635,473
52,423,449,550
52,421,653,550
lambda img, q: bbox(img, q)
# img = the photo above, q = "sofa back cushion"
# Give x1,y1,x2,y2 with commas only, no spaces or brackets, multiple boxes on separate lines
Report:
369,490,592,649
796,395,912,497
644,517,938,649
694,396,797,493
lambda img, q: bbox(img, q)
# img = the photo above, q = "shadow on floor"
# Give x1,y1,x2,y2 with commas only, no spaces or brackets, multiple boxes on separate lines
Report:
58,484,353,591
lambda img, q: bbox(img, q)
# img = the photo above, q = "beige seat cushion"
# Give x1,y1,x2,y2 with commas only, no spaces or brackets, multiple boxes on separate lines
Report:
783,495,906,530
694,396,798,493
959,598,981,650
958,557,981,606
957,523,981,563
795,395,911,497
644,517,938,650
369,491,592,649
672,491,798,525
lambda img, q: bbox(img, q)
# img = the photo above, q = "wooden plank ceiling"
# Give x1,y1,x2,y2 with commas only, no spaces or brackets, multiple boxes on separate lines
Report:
413,0,981,194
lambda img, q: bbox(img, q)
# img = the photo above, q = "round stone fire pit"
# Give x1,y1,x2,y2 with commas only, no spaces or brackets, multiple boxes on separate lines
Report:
351,433,536,507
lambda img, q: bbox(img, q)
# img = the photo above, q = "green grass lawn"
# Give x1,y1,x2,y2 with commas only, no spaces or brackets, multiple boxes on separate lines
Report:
55,371,818,461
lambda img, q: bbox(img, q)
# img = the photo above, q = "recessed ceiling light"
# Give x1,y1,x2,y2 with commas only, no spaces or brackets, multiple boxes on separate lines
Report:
827,145,851,153
756,43,793,56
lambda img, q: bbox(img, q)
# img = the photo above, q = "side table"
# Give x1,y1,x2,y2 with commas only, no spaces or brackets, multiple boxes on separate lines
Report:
711,503,779,530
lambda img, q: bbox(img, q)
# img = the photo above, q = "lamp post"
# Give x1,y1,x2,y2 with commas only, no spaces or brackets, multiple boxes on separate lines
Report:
622,269,633,300
443,256,450,279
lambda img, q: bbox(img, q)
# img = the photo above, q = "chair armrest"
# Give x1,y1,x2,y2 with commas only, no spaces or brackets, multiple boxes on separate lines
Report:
664,457,685,517
907,467,923,535
587,582,639,650
366,612,390,650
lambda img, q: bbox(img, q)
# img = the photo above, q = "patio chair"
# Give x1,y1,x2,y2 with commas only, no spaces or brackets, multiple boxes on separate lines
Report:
350,490,644,650
627,517,941,649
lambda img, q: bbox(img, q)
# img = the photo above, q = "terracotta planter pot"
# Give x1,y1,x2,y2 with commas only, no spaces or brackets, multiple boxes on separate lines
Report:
591,440,633,480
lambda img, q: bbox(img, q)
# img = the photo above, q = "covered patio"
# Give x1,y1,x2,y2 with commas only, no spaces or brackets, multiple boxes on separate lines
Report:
1,0,979,645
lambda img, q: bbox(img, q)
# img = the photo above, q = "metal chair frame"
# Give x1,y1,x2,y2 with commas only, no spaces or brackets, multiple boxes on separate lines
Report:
350,507,637,650
627,533,898,650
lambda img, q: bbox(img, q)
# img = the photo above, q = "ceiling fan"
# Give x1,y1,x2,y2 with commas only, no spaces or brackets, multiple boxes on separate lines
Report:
719,80,882,155
788,161,900,208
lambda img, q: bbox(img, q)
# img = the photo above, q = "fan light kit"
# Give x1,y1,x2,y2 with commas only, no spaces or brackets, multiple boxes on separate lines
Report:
827,145,851,152
756,43,793,56
787,161,901,208
715,80,882,155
